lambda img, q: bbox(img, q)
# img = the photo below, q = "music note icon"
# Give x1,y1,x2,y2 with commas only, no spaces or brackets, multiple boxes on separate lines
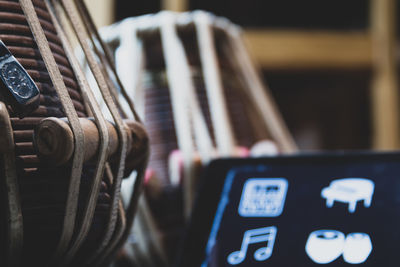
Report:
227,226,277,265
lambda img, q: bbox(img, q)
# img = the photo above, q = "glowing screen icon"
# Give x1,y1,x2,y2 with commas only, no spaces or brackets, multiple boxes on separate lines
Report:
238,178,288,217
306,230,372,264
227,226,277,265
321,178,375,213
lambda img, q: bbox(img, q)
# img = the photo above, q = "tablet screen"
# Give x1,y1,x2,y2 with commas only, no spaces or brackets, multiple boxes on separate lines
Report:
179,153,400,267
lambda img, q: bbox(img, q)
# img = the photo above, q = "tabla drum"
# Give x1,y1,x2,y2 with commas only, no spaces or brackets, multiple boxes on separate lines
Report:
0,0,148,266
100,10,297,266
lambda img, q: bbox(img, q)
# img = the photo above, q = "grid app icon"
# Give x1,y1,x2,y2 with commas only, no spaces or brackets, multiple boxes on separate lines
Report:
238,178,289,217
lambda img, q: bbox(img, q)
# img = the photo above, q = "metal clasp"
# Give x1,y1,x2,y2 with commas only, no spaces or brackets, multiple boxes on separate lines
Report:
0,40,40,118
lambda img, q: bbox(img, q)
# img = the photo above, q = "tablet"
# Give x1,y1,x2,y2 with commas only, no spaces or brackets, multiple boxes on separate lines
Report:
177,152,400,267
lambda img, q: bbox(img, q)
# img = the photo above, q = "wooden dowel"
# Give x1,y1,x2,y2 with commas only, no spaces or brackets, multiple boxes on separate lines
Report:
0,23,60,44
124,120,149,177
11,117,43,130
30,105,64,117
15,142,35,154
33,117,74,165
34,117,117,165
34,117,148,169
38,95,86,113
17,155,40,168
24,70,78,89
0,34,65,55
36,82,82,101
0,12,56,33
0,2,53,22
7,46,71,67
13,130,34,141
18,58,75,78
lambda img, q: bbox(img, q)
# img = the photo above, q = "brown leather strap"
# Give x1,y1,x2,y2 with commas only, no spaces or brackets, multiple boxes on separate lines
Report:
74,0,141,123
0,102,23,267
18,0,85,261
195,13,236,156
102,161,149,266
92,199,127,266
159,13,199,218
55,0,129,264
43,1,111,265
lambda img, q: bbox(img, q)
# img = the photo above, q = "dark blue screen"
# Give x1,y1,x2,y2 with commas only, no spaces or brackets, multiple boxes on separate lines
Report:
201,160,400,267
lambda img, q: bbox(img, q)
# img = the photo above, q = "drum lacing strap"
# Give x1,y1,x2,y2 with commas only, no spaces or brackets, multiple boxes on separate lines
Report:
55,0,129,265
92,165,128,267
44,1,111,265
95,24,151,266
226,27,298,153
93,163,148,267
63,1,146,265
105,160,150,266
73,2,148,264
101,20,160,265
18,0,86,261
74,0,141,123
194,12,236,156
160,12,215,216
114,23,146,119
0,103,23,267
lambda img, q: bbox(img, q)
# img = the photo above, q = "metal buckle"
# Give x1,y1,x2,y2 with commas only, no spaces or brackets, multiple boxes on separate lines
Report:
0,40,40,118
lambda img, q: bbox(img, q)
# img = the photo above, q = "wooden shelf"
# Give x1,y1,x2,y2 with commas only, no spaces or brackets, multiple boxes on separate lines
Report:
243,30,372,70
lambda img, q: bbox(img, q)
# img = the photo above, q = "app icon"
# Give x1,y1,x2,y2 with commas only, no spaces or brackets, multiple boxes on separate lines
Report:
238,178,288,217
227,226,277,265
321,178,375,213
306,230,372,264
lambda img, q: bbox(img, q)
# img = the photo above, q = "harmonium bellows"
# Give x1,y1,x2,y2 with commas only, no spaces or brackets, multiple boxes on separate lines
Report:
0,1,148,266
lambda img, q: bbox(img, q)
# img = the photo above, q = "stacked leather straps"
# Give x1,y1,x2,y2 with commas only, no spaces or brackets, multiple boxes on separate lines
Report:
0,0,148,266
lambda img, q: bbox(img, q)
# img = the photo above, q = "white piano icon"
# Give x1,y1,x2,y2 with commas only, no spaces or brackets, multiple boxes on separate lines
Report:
321,178,375,213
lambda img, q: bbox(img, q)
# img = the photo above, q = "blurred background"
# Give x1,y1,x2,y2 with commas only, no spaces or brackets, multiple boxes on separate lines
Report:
84,0,400,152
